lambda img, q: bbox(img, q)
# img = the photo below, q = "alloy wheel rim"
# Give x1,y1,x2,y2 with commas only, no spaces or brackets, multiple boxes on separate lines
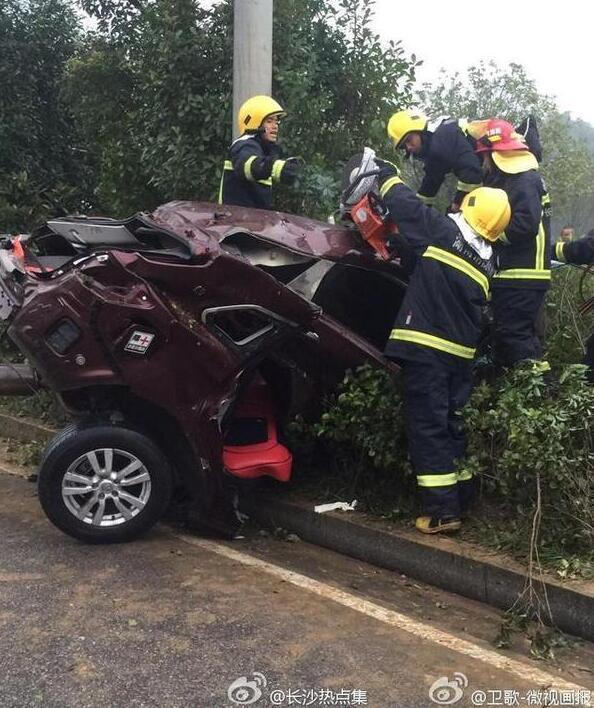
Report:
61,448,152,527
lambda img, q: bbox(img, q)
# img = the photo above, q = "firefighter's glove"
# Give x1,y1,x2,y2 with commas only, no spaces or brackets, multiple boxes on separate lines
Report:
375,158,400,181
278,157,302,185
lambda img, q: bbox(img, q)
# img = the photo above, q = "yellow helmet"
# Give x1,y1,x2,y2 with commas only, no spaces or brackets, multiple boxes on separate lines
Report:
387,109,427,147
461,187,511,242
237,95,286,135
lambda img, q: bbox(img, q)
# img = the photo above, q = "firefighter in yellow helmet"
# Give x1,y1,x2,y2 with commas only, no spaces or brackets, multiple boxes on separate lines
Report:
219,95,300,210
387,109,483,212
343,154,510,533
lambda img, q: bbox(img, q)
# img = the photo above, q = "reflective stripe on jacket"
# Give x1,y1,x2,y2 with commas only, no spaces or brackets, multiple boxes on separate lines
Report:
555,233,594,264
379,176,495,362
486,169,551,289
218,134,285,210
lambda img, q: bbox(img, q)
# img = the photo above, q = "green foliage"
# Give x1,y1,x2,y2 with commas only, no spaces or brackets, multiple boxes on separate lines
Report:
288,366,415,520
494,607,574,660
546,265,594,369
287,364,414,513
272,0,418,217
64,1,232,215
0,322,65,422
418,61,555,125
0,322,21,362
539,112,594,234
568,116,594,157
0,390,67,426
463,364,594,554
301,332,594,563
0,436,45,468
312,365,409,477
0,0,94,231
65,0,417,219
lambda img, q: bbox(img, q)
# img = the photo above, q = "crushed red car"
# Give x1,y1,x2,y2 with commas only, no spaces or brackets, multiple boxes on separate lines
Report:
0,201,408,542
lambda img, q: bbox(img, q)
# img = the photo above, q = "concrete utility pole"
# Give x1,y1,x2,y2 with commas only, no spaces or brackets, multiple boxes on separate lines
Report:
232,0,273,139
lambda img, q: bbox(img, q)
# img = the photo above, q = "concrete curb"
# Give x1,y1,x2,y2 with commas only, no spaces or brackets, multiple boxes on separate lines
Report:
0,411,56,443
241,495,594,644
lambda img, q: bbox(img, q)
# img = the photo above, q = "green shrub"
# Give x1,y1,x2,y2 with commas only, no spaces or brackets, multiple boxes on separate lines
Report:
546,265,594,369
296,358,594,562
463,363,594,555
287,365,414,515
313,366,409,478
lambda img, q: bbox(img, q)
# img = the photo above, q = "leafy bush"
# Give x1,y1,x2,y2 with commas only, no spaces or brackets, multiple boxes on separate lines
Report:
0,0,94,232
546,265,594,369
63,0,418,221
297,358,594,562
314,366,409,478
0,323,66,423
0,389,67,426
463,364,594,555
0,323,19,362
288,365,414,515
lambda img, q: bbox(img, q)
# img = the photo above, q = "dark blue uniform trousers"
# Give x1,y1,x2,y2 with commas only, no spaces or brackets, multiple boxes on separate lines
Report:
491,288,548,367
400,351,474,518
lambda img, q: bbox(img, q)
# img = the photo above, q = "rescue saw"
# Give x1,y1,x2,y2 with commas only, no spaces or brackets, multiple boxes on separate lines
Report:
340,148,399,260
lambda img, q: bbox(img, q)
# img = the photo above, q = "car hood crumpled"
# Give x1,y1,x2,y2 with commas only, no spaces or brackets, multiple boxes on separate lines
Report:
151,200,370,263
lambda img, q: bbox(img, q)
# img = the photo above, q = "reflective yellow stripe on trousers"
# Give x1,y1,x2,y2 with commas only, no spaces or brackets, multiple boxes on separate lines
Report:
456,180,481,193
417,471,473,488
390,329,476,359
417,473,458,488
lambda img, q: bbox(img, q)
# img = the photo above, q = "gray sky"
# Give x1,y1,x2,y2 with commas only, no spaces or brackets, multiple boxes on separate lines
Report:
371,0,594,125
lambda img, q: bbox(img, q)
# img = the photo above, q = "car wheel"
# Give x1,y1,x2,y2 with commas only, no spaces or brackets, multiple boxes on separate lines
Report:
38,424,173,543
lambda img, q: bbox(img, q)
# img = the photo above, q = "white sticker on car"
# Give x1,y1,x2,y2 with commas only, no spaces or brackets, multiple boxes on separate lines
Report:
124,330,155,354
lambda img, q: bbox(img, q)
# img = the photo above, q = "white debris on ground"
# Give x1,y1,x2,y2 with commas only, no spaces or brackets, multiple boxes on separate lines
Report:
314,500,358,514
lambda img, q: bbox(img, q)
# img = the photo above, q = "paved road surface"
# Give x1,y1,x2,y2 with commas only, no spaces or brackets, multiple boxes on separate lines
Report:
0,470,592,708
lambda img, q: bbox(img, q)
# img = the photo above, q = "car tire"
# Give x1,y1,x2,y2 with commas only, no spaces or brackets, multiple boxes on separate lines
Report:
38,423,173,544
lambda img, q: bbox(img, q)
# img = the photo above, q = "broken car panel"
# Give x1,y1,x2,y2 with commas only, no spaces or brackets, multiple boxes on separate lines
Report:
0,202,407,542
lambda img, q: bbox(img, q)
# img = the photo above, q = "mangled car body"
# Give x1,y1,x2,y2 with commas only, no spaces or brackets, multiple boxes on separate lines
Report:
0,201,408,542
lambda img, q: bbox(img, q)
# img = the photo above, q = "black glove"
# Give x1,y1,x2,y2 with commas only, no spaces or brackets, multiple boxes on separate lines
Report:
375,157,400,181
280,157,301,185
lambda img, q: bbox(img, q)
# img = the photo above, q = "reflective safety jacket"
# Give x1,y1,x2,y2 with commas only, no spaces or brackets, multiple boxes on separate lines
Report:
417,118,483,208
219,133,287,210
379,175,496,363
555,233,594,264
485,168,551,290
